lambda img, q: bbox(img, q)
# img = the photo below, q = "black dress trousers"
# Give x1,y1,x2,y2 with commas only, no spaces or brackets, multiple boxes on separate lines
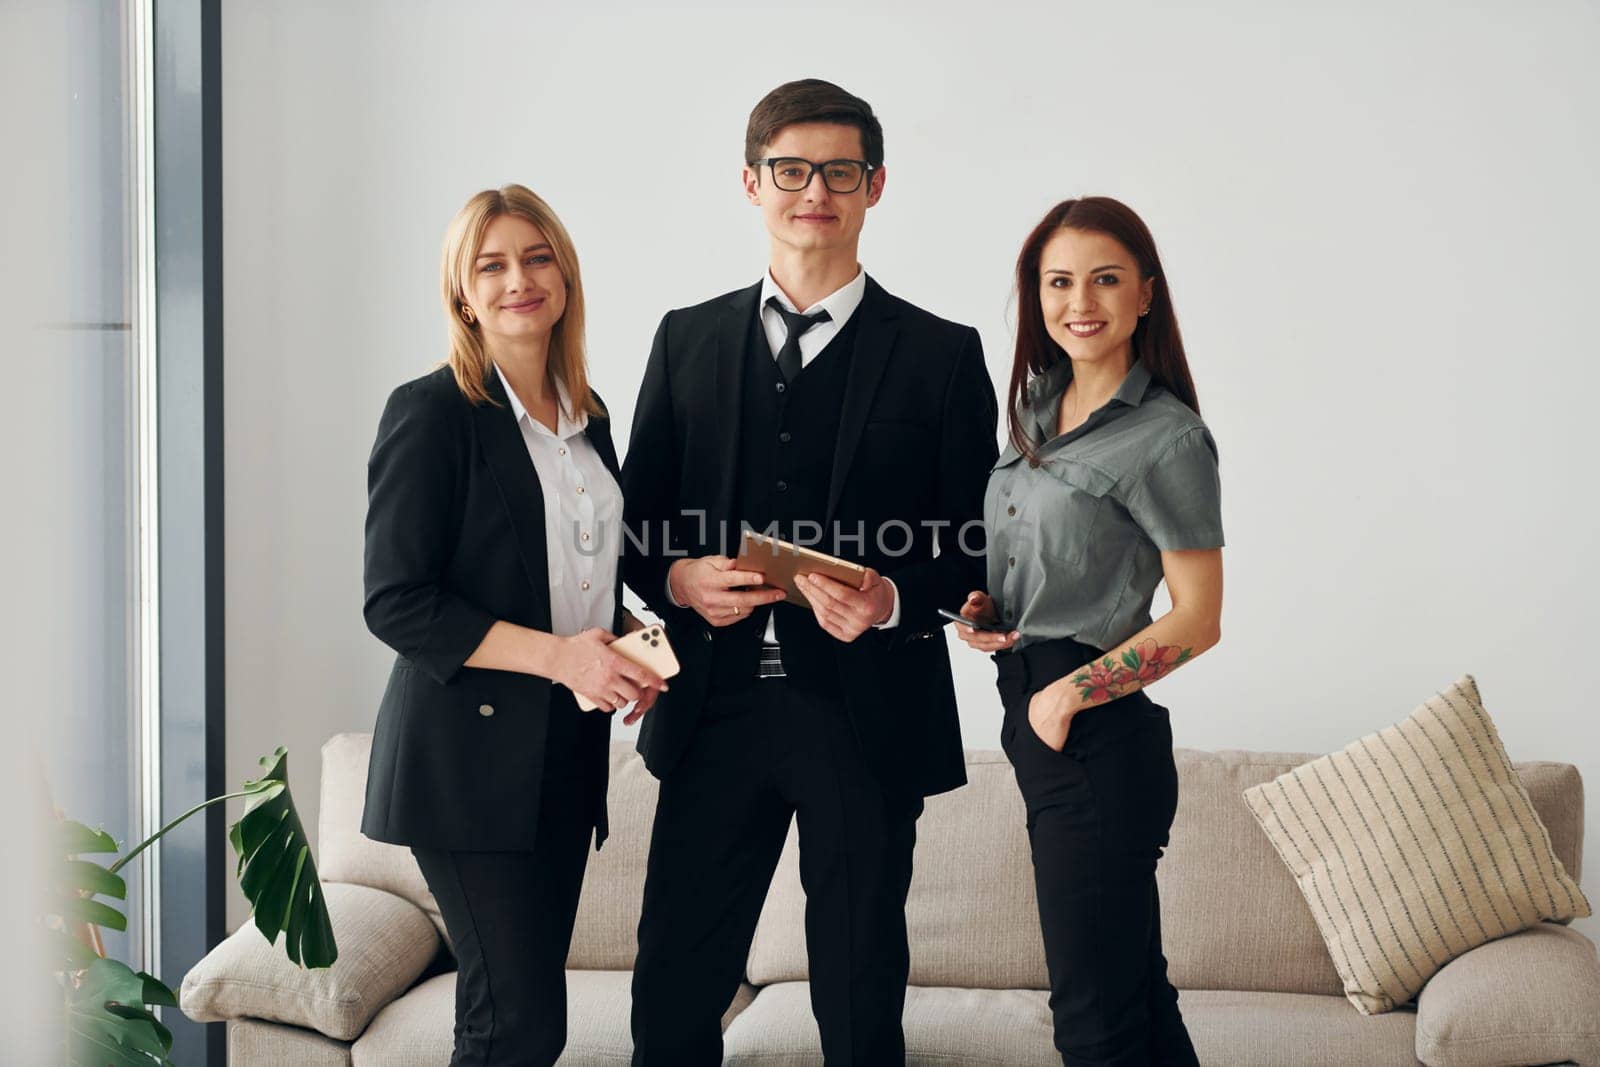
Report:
630,679,923,1066
411,686,599,1067
996,637,1200,1067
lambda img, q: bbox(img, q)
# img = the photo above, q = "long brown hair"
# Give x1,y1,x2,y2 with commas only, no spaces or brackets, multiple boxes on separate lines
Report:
1008,197,1198,465
439,184,602,417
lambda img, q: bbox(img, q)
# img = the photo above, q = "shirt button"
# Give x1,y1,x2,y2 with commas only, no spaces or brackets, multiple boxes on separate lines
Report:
1007,505,1016,517
775,382,786,394
576,486,585,495
779,431,792,443
478,704,494,717
776,480,788,492
1008,556,1017,568
581,580,591,591
581,531,591,543
558,448,567,456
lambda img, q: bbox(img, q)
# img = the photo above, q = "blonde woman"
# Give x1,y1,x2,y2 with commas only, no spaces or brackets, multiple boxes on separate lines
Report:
361,184,665,1066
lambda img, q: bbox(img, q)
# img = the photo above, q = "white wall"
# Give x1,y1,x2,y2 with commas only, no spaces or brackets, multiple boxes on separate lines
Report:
223,0,1600,938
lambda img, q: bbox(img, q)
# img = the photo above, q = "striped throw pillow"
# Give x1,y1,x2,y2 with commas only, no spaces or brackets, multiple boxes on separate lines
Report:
1242,675,1591,1014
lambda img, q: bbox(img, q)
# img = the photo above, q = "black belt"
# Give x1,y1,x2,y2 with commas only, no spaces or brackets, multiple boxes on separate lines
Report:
757,642,786,679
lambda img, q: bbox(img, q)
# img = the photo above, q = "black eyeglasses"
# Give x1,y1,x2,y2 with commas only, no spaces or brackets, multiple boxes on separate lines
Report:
749,157,876,194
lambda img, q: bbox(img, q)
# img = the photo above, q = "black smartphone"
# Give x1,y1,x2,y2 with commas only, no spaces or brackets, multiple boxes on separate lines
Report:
937,608,1010,633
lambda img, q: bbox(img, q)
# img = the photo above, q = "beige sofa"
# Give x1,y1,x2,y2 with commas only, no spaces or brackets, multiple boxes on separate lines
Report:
183,734,1600,1065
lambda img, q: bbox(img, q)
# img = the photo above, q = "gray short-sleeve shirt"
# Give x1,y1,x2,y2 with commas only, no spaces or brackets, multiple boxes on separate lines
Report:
985,360,1223,652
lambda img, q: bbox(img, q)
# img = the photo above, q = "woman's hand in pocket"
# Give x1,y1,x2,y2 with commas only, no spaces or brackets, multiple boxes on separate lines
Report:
1027,679,1078,752
951,591,1018,653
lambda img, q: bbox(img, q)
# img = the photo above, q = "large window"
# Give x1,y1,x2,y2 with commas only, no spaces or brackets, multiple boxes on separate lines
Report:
18,0,147,969
4,1,223,1062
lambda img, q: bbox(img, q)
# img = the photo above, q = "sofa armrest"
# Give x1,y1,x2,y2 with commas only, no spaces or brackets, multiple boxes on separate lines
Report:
180,882,439,1042
1416,923,1600,1067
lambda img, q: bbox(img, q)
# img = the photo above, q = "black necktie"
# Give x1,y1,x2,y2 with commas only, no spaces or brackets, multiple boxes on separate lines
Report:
766,296,832,382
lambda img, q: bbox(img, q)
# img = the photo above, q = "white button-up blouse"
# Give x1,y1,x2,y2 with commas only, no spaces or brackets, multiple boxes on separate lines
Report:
493,363,623,637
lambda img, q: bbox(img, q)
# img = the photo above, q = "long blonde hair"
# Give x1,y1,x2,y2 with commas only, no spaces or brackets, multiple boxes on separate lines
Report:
440,184,603,417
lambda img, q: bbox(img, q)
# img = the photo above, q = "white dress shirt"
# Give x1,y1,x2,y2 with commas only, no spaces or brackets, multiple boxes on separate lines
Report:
494,363,623,638
662,268,900,633
757,267,868,372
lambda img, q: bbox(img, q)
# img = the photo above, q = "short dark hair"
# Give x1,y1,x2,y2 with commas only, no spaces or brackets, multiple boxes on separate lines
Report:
745,79,884,168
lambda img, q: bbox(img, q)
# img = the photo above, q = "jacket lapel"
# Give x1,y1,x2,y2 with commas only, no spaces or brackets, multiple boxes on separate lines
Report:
585,409,619,480
708,282,761,538
826,276,898,522
471,369,552,630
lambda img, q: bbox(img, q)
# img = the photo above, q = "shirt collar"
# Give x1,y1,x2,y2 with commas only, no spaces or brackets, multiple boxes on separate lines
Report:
1026,359,1155,442
1113,360,1154,407
1027,358,1154,410
493,362,586,440
759,266,867,325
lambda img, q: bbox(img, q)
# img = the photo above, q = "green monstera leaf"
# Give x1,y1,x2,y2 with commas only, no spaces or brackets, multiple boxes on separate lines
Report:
49,746,336,1065
228,747,338,967
52,821,126,953
54,821,176,1065
67,958,176,1067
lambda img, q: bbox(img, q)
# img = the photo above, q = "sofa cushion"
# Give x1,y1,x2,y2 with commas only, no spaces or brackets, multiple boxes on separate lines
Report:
350,971,452,1066
1160,747,1348,997
229,1018,352,1066
318,732,1585,1008
181,882,438,1041
748,751,1049,989
1162,748,1587,999
568,748,661,970
723,984,1419,1066
352,970,757,1064
321,735,662,970
1181,989,1419,1066
1242,675,1591,1013
742,747,1356,995
319,734,445,938
723,982,1060,1066
1415,922,1600,1067
747,743,1589,998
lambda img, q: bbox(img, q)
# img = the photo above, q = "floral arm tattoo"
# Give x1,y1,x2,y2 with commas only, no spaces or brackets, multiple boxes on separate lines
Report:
1067,638,1194,711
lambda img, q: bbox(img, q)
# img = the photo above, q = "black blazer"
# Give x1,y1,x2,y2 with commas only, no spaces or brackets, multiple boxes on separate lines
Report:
360,365,623,850
622,277,999,798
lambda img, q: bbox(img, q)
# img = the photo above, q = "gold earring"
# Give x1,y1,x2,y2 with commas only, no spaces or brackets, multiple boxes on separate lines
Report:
460,305,476,324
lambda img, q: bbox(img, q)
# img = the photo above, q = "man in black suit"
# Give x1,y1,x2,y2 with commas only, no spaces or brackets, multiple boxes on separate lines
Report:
622,79,999,1065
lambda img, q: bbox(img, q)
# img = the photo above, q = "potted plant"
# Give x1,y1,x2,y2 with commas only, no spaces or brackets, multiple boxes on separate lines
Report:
51,747,335,1065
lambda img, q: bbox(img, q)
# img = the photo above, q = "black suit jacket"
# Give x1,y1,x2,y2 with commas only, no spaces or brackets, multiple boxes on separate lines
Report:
622,277,999,798
361,365,622,850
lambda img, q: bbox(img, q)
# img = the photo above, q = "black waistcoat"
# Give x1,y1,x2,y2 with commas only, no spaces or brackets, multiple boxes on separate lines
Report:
707,306,861,695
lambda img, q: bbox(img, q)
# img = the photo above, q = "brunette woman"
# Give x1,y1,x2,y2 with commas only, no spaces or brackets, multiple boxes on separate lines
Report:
956,197,1222,1066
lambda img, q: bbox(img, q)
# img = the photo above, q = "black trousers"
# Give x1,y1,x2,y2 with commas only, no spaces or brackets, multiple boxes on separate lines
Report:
996,638,1199,1067
411,687,598,1067
631,678,923,1066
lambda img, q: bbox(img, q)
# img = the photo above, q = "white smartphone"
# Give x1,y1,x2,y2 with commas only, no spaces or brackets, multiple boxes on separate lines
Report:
575,624,681,712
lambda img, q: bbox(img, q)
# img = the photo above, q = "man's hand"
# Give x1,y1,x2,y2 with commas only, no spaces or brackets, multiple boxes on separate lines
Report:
668,555,787,628
796,568,895,644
